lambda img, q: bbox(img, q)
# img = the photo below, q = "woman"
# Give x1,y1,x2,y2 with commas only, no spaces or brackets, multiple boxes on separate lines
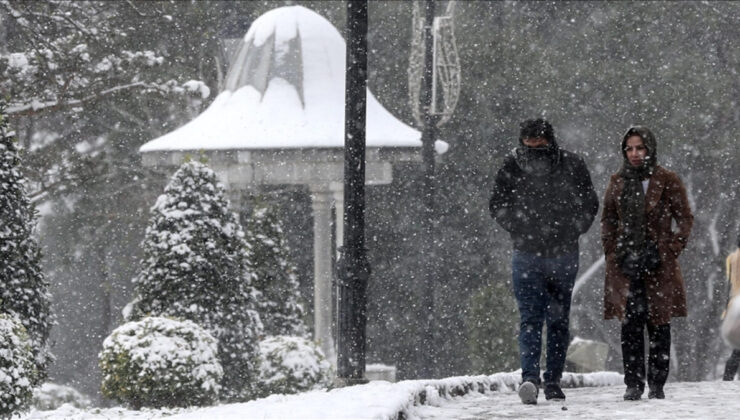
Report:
601,126,693,400
722,234,740,381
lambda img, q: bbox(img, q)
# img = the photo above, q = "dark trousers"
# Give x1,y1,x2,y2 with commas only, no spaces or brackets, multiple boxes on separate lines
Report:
621,274,671,390
723,349,740,381
512,251,579,385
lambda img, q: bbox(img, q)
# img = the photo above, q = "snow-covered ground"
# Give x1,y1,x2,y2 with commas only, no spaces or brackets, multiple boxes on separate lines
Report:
412,380,740,420
18,372,740,419
17,371,609,419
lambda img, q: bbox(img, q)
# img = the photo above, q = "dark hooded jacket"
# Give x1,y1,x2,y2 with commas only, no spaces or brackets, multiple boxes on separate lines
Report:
489,138,599,257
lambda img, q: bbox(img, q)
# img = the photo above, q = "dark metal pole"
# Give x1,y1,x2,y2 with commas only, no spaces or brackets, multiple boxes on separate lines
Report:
419,0,438,379
336,0,370,386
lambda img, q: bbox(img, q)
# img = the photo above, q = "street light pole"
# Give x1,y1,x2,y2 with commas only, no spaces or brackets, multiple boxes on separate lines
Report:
419,0,438,379
335,0,370,386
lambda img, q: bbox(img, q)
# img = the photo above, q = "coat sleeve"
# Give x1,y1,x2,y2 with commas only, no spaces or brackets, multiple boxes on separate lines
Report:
600,176,620,257
729,254,734,282
489,161,519,233
572,157,600,235
726,254,734,312
665,173,694,256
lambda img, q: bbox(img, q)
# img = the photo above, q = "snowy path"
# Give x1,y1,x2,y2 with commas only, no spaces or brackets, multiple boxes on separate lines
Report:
21,375,740,419
410,381,740,419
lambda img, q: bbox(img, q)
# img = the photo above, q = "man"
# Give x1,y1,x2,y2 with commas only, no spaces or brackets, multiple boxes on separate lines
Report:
489,118,598,404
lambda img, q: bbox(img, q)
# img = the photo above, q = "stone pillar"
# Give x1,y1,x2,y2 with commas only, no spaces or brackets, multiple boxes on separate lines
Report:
330,184,343,370
309,187,336,366
226,188,244,214
331,183,344,255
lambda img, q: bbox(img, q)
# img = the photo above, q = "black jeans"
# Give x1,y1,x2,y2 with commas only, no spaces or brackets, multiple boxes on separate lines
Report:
723,349,740,381
621,273,671,390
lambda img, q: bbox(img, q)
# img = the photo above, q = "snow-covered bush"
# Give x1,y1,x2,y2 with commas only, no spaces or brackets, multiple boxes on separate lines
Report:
245,200,307,337
0,103,54,384
0,313,38,417
126,160,263,401
99,316,222,409
257,336,332,397
31,383,91,410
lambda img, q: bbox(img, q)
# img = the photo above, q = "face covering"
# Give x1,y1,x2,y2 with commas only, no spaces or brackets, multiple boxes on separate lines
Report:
515,146,559,176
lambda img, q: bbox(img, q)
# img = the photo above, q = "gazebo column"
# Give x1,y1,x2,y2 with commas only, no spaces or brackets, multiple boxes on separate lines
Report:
330,184,344,368
331,183,345,254
226,188,245,215
309,186,336,366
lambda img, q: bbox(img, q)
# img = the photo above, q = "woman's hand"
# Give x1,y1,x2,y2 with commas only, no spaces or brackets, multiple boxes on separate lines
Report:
619,251,642,279
668,240,683,258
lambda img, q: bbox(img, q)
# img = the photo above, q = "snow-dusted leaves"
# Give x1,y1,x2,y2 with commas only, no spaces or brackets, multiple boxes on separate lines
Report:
126,160,263,402
0,102,53,384
245,201,308,337
99,316,222,409
256,335,332,397
0,0,209,117
0,314,38,417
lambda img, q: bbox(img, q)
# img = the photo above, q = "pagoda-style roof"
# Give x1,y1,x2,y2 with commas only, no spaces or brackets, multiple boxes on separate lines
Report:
140,5,447,154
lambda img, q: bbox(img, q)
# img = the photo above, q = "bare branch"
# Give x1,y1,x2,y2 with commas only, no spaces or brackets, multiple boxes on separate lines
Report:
123,0,152,17
6,82,171,117
110,105,148,129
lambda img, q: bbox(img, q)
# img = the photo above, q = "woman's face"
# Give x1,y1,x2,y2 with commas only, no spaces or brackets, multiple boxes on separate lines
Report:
625,135,648,167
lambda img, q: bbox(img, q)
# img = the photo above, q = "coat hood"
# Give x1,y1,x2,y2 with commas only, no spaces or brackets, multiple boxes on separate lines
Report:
518,118,559,149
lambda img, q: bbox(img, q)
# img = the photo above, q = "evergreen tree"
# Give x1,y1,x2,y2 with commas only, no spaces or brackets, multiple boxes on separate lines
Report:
465,278,520,375
0,102,53,384
127,160,263,401
245,200,307,337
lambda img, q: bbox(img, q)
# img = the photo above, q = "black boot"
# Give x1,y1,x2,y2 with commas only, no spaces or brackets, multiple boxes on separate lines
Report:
623,386,643,401
648,386,665,399
723,350,740,381
544,383,565,401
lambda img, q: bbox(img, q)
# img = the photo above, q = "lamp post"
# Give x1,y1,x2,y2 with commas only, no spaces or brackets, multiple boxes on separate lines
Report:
335,0,370,386
419,0,438,379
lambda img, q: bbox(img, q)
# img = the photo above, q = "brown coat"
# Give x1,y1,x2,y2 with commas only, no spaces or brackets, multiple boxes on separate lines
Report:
601,165,694,325
725,249,740,318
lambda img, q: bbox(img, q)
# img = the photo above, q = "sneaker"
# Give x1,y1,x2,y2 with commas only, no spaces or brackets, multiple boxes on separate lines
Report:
544,383,565,401
623,386,643,401
648,387,665,399
518,380,539,405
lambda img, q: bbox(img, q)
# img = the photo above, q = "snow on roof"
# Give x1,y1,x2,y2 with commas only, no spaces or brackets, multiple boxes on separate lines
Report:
140,5,447,154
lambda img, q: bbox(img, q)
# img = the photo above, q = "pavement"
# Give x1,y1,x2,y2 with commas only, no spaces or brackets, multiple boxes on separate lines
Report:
408,380,740,419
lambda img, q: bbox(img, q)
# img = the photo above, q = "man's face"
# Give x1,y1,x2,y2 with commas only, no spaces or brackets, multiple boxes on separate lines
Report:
625,135,648,167
522,137,549,148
